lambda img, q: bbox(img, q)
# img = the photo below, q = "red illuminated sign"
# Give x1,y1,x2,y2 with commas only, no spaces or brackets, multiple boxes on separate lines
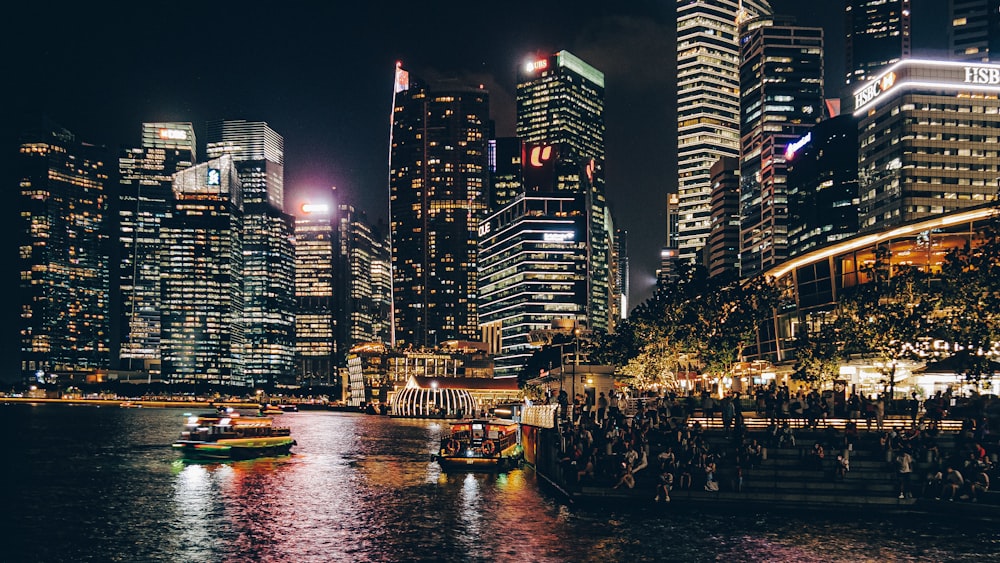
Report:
529,145,553,167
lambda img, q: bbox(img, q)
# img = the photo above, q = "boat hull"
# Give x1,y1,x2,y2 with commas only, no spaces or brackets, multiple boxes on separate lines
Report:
173,436,295,461
435,446,523,472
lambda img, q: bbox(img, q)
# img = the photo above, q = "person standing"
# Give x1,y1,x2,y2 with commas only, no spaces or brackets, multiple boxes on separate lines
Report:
896,449,913,499
597,392,608,423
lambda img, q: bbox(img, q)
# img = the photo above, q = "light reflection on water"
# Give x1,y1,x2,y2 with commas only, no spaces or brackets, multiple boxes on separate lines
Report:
1,405,997,562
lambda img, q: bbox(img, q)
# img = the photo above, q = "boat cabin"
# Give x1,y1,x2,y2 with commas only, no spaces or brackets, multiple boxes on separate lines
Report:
443,419,518,456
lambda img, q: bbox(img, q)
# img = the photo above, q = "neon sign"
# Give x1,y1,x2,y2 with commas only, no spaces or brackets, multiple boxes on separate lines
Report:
965,66,1000,84
207,168,221,186
784,132,812,160
301,203,329,214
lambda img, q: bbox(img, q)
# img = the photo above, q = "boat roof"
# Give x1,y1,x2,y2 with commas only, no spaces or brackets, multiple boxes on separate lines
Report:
450,418,517,429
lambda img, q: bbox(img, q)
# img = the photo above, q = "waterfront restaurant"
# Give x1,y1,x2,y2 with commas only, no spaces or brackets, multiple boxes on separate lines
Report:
755,203,1000,397
388,375,521,418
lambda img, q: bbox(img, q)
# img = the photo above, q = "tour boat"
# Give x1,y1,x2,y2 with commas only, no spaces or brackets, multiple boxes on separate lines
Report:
259,404,284,416
434,418,523,471
172,410,295,461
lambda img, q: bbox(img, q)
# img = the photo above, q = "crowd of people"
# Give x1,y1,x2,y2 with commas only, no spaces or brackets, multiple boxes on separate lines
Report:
548,385,997,506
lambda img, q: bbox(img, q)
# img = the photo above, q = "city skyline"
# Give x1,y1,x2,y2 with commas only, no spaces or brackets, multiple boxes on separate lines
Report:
2,1,951,380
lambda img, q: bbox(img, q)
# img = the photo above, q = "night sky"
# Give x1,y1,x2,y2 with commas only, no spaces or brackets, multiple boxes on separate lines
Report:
0,1,948,380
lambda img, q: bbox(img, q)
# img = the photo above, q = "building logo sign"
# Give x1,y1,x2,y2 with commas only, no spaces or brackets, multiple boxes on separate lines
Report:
784,132,812,160
965,66,1000,84
207,168,221,186
159,128,188,140
301,203,329,214
478,222,492,237
855,71,896,109
525,59,548,73
528,145,554,167
543,231,574,242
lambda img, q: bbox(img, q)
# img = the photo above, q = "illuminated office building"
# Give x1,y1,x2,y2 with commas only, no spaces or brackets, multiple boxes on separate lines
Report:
854,59,1000,232
389,64,490,348
949,0,1000,62
294,201,336,385
707,157,741,279
207,120,295,387
117,122,195,375
785,115,859,258
16,119,110,382
614,228,628,321
739,17,824,279
479,189,590,377
337,203,391,355
488,137,523,210
676,0,771,262
160,156,245,387
844,0,911,93
516,50,612,334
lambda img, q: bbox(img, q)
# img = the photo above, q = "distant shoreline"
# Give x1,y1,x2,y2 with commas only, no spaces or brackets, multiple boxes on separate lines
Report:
0,397,263,409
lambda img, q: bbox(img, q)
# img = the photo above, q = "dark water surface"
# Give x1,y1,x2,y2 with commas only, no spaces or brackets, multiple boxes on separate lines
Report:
1,404,997,562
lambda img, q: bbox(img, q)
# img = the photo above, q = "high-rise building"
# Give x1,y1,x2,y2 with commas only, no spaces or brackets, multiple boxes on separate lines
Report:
294,201,336,386
488,137,523,210
786,115,859,259
739,17,824,279
479,190,590,378
117,123,195,376
844,0,911,95
658,193,681,286
337,203,391,355
389,64,490,348
949,0,1000,62
516,50,612,334
207,120,295,387
614,228,629,320
676,0,772,263
16,119,110,382
160,156,245,387
854,59,1000,231
707,156,741,279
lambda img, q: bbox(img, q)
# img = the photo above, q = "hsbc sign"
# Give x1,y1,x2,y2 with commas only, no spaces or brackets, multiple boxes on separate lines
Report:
965,66,1000,85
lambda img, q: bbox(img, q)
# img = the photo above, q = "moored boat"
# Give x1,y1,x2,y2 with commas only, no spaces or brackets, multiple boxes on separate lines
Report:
172,410,295,461
433,418,523,471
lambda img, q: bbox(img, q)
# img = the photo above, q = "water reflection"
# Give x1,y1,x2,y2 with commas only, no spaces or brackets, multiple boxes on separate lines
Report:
2,406,998,563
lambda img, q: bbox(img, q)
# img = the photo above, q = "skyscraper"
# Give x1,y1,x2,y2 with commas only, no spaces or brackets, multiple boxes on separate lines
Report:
117,122,195,375
844,0,911,94
160,156,245,387
739,16,824,279
389,63,490,348
676,0,772,263
207,120,296,387
786,115,859,258
16,118,110,382
949,0,1000,62
488,137,523,210
516,50,612,334
336,203,391,354
294,201,336,386
707,156,741,279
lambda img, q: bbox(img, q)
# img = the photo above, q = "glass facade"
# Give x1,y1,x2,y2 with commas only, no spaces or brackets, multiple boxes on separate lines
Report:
117,122,195,375
17,121,110,381
516,50,612,334
676,0,772,262
294,204,336,385
855,60,1000,232
478,194,589,377
844,0,911,93
389,65,490,348
160,156,245,387
739,19,824,279
207,120,295,387
948,0,1000,63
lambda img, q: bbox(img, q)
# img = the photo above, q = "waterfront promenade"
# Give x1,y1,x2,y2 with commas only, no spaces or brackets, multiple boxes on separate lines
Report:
537,407,999,519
